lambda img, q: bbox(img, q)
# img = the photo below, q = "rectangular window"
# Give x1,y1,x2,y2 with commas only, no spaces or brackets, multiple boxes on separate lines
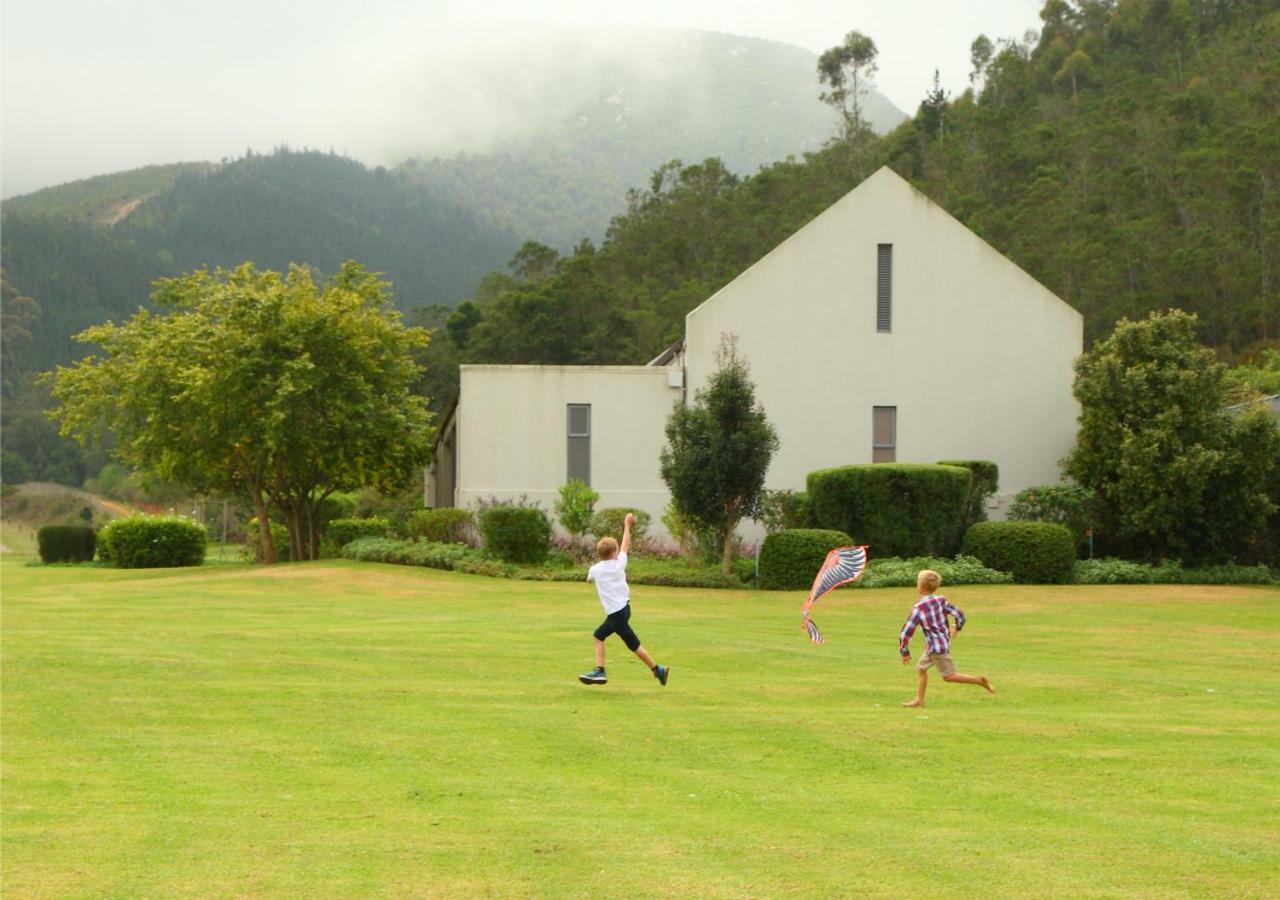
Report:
877,243,893,333
567,404,591,484
873,406,896,463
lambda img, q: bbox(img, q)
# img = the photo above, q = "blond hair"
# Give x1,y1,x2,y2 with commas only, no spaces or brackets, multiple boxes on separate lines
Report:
596,536,619,560
917,569,942,593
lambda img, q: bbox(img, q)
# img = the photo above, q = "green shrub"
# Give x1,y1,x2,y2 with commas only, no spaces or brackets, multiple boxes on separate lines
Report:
555,480,599,538
855,555,1014,589
37,525,96,563
589,508,651,542
480,505,553,564
1073,558,1275,585
1010,484,1096,551
244,517,291,562
327,517,390,548
938,460,998,532
963,521,1075,584
761,490,813,533
405,508,476,545
758,528,855,590
807,464,971,557
97,517,205,568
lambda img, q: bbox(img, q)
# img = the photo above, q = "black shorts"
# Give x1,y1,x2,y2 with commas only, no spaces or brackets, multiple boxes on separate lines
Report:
593,604,641,652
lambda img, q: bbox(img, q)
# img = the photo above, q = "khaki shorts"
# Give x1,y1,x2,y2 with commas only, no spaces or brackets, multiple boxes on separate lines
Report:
918,652,956,676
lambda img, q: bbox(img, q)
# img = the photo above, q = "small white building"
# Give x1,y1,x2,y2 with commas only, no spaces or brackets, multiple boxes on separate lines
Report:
427,167,1083,534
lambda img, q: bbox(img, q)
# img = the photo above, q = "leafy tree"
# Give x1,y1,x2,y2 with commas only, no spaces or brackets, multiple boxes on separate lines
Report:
659,336,779,574
817,30,880,139
48,261,433,562
555,479,599,541
1064,310,1279,564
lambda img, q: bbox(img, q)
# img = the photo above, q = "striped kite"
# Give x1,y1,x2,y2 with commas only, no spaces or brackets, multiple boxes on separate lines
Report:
801,545,869,644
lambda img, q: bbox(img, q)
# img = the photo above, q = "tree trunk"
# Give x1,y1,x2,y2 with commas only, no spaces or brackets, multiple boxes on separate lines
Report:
252,491,277,564
721,522,736,576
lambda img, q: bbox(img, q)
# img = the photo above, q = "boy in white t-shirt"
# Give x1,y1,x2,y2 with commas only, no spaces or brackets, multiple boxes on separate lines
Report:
579,512,669,686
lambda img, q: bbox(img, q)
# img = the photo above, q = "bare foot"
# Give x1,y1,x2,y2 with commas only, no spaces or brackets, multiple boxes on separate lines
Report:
901,699,924,708
981,677,995,695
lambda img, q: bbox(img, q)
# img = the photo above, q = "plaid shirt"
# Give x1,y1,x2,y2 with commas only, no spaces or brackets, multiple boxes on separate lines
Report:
899,594,965,657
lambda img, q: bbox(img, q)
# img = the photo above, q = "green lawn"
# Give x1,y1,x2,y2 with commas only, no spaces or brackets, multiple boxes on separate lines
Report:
3,552,1278,897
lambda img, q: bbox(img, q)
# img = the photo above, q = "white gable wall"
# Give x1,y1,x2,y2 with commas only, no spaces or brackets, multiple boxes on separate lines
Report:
684,167,1082,508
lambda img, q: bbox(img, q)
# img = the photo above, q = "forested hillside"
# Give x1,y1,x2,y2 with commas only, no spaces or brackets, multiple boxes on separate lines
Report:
426,0,1278,416
402,30,905,248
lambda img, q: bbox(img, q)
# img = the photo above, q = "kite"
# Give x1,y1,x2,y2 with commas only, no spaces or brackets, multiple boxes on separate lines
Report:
801,545,868,644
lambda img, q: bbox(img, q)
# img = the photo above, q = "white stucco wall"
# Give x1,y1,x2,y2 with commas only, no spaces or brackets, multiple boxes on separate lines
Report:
684,166,1083,512
456,365,682,530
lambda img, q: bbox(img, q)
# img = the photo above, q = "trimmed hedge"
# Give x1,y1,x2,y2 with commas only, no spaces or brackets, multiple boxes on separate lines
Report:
405,508,475,544
479,505,553,564
1010,484,1095,550
963,520,1075,584
938,460,998,531
97,517,206,568
326,517,390,548
759,528,855,590
37,525,96,563
1073,558,1275,585
807,464,971,557
589,507,651,542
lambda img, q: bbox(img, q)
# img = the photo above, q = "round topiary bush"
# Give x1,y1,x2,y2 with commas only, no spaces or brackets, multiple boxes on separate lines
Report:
97,517,206,568
37,524,96,563
962,520,1075,584
807,464,971,557
480,505,553,564
759,528,856,590
589,508,651,542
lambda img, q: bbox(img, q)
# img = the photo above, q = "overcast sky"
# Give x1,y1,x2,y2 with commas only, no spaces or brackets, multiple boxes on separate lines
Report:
1,0,1045,198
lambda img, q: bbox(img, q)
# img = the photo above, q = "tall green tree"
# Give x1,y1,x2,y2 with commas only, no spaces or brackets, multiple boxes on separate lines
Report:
660,336,779,574
48,261,433,562
1064,310,1279,564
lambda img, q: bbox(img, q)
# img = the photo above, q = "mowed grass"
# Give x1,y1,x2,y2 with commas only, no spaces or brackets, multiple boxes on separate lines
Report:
2,553,1278,898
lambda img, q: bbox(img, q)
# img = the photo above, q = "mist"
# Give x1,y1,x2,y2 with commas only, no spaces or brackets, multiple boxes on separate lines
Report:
1,0,1043,199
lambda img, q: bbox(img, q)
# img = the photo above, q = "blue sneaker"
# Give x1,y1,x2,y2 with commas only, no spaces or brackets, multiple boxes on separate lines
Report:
653,664,669,686
578,667,607,685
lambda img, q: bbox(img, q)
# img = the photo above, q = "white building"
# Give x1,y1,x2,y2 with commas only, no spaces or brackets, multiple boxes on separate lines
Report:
427,167,1083,535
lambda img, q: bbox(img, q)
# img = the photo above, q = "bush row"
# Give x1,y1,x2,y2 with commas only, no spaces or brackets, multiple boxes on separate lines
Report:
963,520,1076,584
1072,558,1276,585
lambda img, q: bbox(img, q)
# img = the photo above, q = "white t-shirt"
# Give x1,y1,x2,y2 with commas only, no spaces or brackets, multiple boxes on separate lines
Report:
587,552,629,614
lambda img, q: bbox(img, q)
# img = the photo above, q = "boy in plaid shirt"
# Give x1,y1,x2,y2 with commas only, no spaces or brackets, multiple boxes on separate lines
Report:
899,569,994,707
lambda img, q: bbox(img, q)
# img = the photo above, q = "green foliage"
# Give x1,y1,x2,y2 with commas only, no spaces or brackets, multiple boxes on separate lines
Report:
244,517,290,563
326,518,390,548
479,505,553,564
660,338,779,573
2,450,31,484
405,508,476,545
1010,483,1095,551
760,490,813,533
589,507,651,542
47,260,434,563
36,524,96,563
963,521,1075,584
1064,310,1280,564
807,464,971,558
937,460,998,532
1073,558,1275,586
1229,350,1280,398
97,516,205,568
555,480,599,538
855,555,1014,589
758,529,854,590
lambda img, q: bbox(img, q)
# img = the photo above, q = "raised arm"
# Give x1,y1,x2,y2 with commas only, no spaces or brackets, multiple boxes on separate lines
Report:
620,511,635,557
